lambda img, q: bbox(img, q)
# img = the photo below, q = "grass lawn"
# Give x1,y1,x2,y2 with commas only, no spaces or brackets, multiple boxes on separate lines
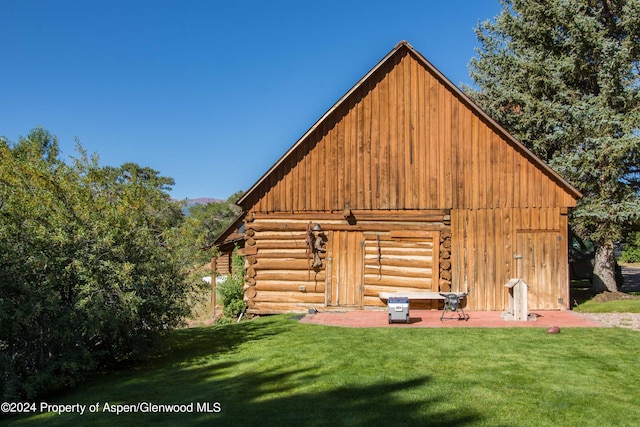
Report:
3,315,639,426
571,281,640,313
575,297,640,313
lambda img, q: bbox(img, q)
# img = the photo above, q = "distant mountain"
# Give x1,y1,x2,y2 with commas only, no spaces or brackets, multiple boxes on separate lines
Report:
187,198,220,206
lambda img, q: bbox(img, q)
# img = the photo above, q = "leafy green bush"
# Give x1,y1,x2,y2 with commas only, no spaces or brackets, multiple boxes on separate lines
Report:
621,232,640,263
216,250,245,319
0,128,199,400
186,193,243,264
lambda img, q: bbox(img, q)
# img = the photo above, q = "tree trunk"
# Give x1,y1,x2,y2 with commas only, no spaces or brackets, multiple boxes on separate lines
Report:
591,242,618,293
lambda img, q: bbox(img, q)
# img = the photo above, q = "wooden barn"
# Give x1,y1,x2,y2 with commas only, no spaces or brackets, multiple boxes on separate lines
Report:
228,41,581,314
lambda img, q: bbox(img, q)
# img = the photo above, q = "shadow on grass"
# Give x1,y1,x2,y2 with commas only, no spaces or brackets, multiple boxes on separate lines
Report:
8,365,480,426
206,375,481,427
5,318,482,426
135,316,293,370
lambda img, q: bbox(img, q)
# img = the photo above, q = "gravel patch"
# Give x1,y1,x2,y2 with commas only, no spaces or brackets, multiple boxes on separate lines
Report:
578,265,640,331
582,313,640,331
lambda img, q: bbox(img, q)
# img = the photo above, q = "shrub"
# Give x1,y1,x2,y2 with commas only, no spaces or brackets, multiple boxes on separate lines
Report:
0,129,197,400
216,249,246,319
621,232,640,263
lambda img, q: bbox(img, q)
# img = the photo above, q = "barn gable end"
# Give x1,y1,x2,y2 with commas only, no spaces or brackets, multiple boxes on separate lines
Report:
232,41,580,314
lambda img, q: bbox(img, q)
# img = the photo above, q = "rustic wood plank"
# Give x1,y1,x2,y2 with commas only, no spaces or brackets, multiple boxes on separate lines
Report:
252,209,448,221
364,264,433,278
459,108,469,209
501,208,513,308
362,296,388,307
324,126,332,210
389,54,399,210
370,73,379,211
486,126,495,208
253,291,324,304
343,102,352,209
390,230,439,239
364,284,435,296
486,206,496,310
355,89,365,209
254,258,317,270
483,124,491,208
417,59,427,209
237,246,258,256
310,131,319,211
363,275,432,288
363,81,373,211
472,115,481,209
247,302,321,314
442,84,453,208
378,60,390,209
467,209,477,307
254,281,325,292
409,56,419,207
397,53,407,210
255,269,324,280
428,70,439,208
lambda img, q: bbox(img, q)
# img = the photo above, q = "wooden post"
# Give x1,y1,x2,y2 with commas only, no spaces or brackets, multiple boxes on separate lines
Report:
504,278,528,321
210,257,217,319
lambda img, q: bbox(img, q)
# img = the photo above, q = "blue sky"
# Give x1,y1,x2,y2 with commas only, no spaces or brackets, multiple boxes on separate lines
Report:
0,0,502,200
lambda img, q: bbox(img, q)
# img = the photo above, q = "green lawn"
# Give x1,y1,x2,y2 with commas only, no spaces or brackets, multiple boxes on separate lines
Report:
3,316,639,426
575,298,640,313
574,293,640,313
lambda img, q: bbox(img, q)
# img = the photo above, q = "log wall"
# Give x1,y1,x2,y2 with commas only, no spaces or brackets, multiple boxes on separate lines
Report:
361,230,440,310
212,253,231,275
243,212,448,314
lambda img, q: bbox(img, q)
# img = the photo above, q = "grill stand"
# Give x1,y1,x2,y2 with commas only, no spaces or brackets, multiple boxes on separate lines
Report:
439,293,469,321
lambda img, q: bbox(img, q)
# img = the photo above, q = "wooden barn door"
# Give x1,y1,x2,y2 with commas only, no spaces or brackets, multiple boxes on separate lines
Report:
325,231,364,308
516,231,563,310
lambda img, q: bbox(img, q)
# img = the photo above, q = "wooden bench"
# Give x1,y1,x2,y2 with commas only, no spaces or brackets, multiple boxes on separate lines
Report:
378,292,467,301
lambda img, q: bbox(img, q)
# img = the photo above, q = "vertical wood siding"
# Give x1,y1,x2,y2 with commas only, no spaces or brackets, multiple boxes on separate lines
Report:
242,48,576,213
451,207,570,311
327,230,364,307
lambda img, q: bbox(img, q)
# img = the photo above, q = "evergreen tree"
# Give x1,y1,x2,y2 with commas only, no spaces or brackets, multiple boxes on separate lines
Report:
467,0,640,292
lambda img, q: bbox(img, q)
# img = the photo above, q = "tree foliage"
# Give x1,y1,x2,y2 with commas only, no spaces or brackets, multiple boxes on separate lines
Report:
215,249,246,320
181,192,243,264
467,0,640,291
621,231,640,263
0,128,199,399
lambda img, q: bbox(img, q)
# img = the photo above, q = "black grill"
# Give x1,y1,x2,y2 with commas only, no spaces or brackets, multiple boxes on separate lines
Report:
439,293,469,321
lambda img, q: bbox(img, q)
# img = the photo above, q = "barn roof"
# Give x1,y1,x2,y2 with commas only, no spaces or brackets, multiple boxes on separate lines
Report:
237,41,581,207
